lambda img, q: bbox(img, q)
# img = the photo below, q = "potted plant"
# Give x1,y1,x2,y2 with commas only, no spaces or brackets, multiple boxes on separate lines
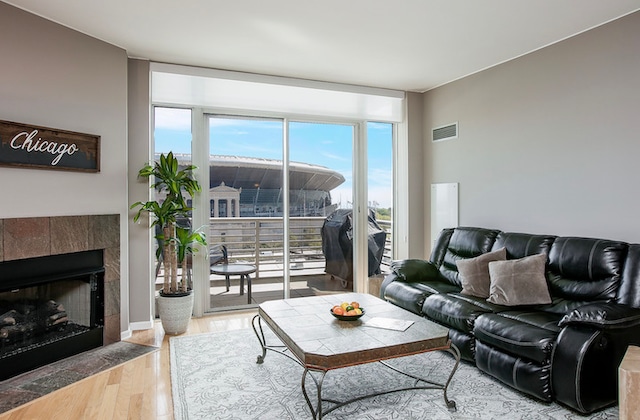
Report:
131,152,205,334
175,225,207,291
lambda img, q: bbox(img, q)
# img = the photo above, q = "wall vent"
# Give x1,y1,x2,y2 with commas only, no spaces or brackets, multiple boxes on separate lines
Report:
432,122,458,142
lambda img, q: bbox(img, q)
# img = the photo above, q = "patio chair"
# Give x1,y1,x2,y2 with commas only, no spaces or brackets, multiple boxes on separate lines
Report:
209,244,229,265
209,244,231,290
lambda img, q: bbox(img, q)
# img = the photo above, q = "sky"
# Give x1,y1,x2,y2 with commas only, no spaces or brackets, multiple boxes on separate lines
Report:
154,108,393,208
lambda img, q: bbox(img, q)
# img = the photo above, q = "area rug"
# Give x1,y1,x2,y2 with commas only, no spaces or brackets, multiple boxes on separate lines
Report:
0,341,157,414
170,329,618,420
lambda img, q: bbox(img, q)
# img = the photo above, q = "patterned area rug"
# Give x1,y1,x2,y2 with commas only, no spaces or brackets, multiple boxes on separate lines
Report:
170,329,619,420
0,341,157,414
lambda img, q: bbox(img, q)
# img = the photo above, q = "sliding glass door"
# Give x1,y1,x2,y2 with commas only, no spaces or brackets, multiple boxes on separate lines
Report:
367,122,393,282
152,107,393,313
289,121,354,293
207,116,285,310
205,117,356,310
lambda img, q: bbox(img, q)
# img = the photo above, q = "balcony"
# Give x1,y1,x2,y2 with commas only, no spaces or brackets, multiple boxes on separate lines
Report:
155,216,392,311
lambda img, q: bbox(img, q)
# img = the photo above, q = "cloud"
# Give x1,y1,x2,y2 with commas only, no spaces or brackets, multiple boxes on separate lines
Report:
368,168,392,186
322,151,349,162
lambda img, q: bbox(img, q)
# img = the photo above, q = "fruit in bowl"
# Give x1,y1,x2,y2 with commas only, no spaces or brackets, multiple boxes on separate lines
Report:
331,301,364,320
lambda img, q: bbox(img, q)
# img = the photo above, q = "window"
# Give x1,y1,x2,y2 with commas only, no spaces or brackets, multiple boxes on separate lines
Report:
151,64,403,314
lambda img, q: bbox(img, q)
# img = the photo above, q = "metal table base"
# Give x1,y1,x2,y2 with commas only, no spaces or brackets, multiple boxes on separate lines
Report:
252,314,460,419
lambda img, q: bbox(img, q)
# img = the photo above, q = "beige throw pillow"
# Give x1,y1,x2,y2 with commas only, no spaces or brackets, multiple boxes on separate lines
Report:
457,248,507,298
487,253,552,306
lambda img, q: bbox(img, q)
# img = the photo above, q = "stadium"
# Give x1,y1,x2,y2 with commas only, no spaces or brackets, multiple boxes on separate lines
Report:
169,153,345,217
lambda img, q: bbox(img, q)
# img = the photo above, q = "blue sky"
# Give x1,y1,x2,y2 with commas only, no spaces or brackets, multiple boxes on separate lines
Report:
154,108,392,208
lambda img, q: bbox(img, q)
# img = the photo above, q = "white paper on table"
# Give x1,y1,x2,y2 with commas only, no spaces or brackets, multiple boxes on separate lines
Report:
363,317,414,332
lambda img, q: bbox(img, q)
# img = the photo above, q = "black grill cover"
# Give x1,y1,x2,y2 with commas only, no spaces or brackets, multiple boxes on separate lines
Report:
321,209,387,283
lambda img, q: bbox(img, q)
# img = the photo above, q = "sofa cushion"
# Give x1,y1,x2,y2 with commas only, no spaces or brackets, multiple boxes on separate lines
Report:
410,281,461,295
422,293,494,333
437,227,500,287
491,231,556,259
390,259,443,283
617,244,640,308
540,297,597,315
547,237,627,301
458,247,506,298
382,281,429,315
498,310,563,333
429,228,454,268
487,253,552,306
448,328,477,362
474,311,562,364
451,293,507,312
475,341,553,402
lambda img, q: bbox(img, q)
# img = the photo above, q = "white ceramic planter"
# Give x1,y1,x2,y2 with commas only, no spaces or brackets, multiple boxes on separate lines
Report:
157,292,194,335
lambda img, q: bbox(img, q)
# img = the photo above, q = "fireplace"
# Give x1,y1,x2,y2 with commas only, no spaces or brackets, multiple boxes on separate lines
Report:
0,250,105,380
0,214,120,378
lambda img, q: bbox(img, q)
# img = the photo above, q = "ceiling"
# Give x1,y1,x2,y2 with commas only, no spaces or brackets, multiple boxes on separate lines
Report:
5,0,640,92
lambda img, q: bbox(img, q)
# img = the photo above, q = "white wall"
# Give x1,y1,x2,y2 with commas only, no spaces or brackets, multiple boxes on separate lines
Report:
423,11,640,245
0,3,130,333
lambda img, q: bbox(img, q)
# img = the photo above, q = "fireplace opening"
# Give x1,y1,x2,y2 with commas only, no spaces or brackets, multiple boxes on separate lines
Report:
0,250,104,380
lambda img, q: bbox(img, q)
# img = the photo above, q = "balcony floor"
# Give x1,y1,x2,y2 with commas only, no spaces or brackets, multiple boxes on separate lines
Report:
156,266,387,313
209,273,372,311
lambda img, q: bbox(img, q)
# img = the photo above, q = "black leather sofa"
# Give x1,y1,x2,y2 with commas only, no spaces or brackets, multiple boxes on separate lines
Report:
380,226,640,414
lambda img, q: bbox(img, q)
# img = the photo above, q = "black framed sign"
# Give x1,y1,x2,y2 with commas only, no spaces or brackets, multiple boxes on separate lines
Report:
0,120,100,172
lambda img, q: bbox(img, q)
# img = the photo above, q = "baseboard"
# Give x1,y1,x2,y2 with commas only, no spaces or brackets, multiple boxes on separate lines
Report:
129,320,155,331
121,320,155,340
120,329,133,340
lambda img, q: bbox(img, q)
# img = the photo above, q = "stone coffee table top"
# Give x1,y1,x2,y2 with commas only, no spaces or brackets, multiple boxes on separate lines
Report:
258,292,450,370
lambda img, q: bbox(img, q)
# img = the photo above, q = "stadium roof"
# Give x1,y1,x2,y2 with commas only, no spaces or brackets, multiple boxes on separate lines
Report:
169,153,345,191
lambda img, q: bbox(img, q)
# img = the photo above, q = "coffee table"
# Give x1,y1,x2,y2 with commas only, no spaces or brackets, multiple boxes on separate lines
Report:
252,293,460,419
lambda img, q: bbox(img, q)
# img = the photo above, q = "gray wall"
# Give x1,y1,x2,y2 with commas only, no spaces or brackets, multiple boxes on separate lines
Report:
0,3,130,334
422,11,640,248
127,59,154,327
395,92,429,259
4,2,639,329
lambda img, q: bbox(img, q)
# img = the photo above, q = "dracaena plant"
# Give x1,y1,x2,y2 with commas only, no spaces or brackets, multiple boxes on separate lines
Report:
131,152,206,295
175,226,207,292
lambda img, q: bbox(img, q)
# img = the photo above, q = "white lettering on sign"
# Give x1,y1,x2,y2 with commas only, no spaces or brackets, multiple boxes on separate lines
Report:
10,130,78,166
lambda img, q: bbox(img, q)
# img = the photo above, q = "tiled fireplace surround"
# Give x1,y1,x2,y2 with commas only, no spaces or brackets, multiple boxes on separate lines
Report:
0,214,121,345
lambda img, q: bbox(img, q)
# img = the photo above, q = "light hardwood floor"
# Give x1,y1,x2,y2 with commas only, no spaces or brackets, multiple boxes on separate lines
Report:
0,310,258,420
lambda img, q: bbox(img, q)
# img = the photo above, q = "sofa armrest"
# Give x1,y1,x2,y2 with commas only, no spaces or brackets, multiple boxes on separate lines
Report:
553,304,640,413
389,259,443,283
379,259,443,302
559,303,640,330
